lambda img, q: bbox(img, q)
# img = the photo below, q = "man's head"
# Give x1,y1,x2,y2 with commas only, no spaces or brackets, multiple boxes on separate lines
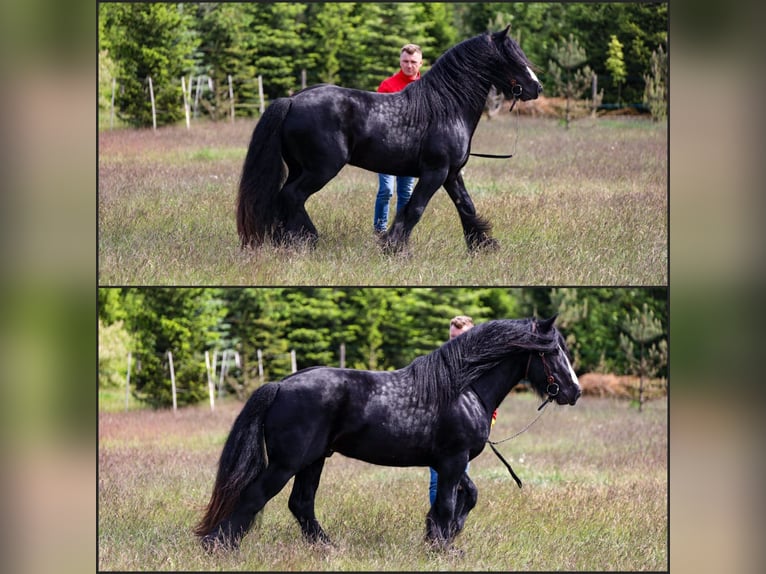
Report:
449,315,474,340
399,44,423,78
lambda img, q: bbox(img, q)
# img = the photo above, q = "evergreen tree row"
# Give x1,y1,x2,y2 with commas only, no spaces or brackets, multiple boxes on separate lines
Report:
98,287,667,408
98,2,667,127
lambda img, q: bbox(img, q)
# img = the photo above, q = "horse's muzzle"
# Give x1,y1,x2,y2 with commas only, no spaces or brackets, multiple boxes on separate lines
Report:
554,387,581,406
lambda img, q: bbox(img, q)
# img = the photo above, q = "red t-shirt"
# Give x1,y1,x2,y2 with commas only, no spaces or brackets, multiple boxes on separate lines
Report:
377,70,421,93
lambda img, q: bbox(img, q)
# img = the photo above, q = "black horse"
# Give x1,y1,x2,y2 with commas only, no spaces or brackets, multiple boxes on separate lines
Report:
194,316,580,552
236,27,542,252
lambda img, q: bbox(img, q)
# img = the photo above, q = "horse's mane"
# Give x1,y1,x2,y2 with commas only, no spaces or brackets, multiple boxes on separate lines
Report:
405,318,560,410
406,31,531,121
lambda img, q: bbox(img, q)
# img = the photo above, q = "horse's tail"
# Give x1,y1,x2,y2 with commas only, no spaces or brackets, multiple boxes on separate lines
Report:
193,383,279,538
236,98,292,248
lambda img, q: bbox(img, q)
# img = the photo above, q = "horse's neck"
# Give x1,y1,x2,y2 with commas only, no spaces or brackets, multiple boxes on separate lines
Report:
418,70,491,128
471,357,526,413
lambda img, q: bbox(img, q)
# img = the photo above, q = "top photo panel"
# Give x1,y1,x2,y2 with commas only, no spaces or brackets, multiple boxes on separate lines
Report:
98,2,667,286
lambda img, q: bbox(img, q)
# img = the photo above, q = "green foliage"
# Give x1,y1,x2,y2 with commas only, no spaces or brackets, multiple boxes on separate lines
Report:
119,288,227,408
98,3,667,124
98,318,132,388
547,33,593,128
99,287,667,407
605,35,627,104
101,3,198,127
643,43,668,122
246,3,307,100
193,3,258,120
619,302,668,410
556,2,667,105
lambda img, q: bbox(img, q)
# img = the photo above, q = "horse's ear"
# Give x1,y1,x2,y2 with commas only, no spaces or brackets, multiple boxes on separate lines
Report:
537,314,558,333
492,26,510,43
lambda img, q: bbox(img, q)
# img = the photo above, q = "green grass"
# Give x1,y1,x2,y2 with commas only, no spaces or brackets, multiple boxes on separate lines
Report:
98,394,667,570
98,115,667,285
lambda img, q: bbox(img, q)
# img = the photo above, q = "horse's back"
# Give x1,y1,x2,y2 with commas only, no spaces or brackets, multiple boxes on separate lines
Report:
282,85,423,174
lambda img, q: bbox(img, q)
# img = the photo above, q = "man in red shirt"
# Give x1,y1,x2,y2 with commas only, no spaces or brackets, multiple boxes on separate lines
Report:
373,44,423,234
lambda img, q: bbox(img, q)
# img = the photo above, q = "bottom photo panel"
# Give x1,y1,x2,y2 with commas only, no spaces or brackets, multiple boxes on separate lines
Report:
98,287,667,571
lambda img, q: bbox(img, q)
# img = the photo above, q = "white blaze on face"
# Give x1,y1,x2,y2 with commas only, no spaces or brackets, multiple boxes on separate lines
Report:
559,345,580,390
526,66,540,86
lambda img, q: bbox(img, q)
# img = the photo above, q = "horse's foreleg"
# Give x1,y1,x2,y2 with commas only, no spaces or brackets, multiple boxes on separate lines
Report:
288,458,331,544
425,467,465,547
382,170,446,253
443,172,498,251
453,473,478,536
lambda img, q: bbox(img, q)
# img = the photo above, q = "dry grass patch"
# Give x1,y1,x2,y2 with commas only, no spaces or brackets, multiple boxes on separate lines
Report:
99,115,666,285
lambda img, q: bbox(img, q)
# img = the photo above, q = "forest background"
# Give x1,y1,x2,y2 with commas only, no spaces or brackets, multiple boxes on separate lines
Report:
99,287,667,408
98,2,668,127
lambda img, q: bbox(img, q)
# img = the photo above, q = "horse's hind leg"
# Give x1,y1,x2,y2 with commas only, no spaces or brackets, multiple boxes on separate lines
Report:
277,165,341,247
443,171,498,251
206,464,295,549
288,457,331,544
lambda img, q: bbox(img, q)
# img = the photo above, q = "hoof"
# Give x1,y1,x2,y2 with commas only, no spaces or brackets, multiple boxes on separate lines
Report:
304,531,334,547
200,532,239,553
467,234,500,252
377,234,410,257
425,537,462,557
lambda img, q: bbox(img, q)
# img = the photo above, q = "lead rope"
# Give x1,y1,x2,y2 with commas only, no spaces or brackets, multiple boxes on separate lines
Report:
469,85,522,159
485,348,553,489
486,398,551,489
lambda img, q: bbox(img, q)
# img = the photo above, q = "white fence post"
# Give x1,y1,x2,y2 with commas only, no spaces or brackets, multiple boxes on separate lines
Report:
194,75,203,118
110,77,116,129
205,350,215,411
218,349,228,398
258,75,264,114
257,349,264,382
339,343,345,368
148,76,157,131
228,74,235,122
291,349,297,373
125,352,132,411
168,350,177,412
182,75,191,129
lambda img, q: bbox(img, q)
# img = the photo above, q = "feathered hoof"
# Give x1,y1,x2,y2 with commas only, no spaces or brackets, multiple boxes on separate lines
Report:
200,533,238,553
272,230,319,250
424,537,464,557
467,234,500,253
377,234,411,257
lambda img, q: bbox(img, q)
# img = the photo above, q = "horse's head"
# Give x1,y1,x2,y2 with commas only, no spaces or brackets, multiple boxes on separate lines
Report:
491,27,543,102
527,315,581,406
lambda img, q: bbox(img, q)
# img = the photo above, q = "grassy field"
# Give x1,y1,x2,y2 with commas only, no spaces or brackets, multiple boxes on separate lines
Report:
98,114,667,285
98,394,667,571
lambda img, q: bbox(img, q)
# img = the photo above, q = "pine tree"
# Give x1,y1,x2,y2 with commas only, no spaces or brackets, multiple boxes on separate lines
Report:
103,3,198,127
245,3,306,101
122,288,226,408
605,35,627,106
643,43,667,122
619,303,667,411
547,33,593,129
194,4,258,120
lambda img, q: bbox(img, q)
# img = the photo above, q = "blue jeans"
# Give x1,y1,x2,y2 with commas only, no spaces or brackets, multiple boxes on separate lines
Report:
429,463,470,506
373,174,415,232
